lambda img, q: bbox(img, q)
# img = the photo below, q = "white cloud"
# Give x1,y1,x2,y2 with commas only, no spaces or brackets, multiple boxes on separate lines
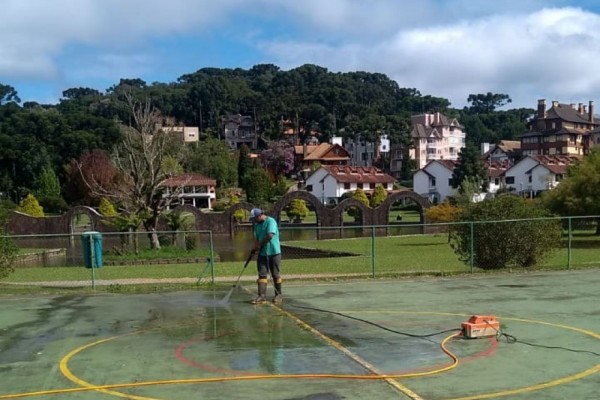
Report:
2,1,600,108
261,7,600,108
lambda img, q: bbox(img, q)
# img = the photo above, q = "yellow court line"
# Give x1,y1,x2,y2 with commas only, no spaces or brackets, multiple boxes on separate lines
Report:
337,310,600,400
2,310,597,399
274,304,426,399
59,335,162,400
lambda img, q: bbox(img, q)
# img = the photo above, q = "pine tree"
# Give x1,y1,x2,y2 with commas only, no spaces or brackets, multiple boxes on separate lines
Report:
452,143,487,190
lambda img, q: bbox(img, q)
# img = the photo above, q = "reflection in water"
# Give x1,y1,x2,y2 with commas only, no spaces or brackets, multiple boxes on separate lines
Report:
13,224,423,266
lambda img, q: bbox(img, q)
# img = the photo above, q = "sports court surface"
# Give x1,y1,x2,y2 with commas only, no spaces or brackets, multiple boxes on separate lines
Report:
1,269,599,400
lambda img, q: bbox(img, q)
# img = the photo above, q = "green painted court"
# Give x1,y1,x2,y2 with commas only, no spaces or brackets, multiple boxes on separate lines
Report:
1,269,599,399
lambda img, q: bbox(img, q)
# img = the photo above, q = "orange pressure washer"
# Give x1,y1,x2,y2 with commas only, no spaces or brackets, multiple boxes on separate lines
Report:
461,315,500,339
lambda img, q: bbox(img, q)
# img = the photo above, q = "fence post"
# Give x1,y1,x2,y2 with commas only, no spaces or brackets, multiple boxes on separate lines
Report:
567,217,572,270
371,226,376,278
209,231,215,284
469,222,474,273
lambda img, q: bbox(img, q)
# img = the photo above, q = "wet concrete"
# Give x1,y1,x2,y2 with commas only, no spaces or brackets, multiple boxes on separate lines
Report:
0,270,599,399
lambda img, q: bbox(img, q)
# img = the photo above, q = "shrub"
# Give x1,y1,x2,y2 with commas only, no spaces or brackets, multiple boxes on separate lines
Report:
18,194,44,217
449,196,561,269
286,199,309,223
0,232,17,279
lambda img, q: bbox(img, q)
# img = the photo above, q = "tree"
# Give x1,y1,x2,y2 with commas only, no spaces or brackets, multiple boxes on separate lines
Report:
98,197,118,217
454,177,484,205
452,143,487,190
286,199,309,223
63,150,117,205
541,150,600,233
82,95,185,249
18,193,44,217
243,167,273,205
347,188,369,221
0,84,20,105
238,144,254,188
185,137,237,187
465,93,512,114
370,184,387,208
449,196,561,269
35,166,67,213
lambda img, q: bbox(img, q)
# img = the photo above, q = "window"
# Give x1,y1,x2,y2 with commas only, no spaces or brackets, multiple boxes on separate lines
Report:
357,183,363,189
448,178,453,186
528,176,532,183
506,177,515,184
370,183,375,189
430,178,436,187
307,185,313,192
344,183,350,189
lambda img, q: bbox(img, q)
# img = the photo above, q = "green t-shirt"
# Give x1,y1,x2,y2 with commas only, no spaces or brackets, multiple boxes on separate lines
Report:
254,216,281,256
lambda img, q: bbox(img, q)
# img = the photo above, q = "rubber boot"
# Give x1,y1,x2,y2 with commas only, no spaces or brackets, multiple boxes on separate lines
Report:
251,278,268,304
272,277,283,304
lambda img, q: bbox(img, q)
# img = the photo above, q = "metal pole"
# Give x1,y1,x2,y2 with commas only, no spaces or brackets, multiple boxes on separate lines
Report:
89,235,96,289
567,217,572,270
371,226,376,278
469,222,474,273
209,231,215,284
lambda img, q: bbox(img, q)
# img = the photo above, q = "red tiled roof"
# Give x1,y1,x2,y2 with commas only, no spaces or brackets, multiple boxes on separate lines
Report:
531,155,580,174
159,173,216,187
322,165,395,184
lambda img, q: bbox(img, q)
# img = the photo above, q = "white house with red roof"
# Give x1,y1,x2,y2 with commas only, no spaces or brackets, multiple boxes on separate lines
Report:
159,172,217,209
305,165,396,204
504,155,580,196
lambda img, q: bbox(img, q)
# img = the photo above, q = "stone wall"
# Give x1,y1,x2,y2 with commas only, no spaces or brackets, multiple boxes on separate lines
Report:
6,191,431,236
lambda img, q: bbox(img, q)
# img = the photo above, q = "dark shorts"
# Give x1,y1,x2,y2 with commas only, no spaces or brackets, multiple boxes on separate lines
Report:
257,254,281,278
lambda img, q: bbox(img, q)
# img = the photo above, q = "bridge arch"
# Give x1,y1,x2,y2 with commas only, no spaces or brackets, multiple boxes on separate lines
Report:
270,191,328,226
378,190,432,225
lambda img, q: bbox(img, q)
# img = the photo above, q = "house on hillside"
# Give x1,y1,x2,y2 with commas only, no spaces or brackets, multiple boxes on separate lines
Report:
504,155,580,196
521,99,600,156
159,126,199,143
294,142,350,176
159,172,217,210
305,165,395,205
481,140,521,164
223,114,258,150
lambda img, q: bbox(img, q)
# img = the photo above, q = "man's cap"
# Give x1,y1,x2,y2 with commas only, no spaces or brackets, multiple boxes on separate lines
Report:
249,208,263,221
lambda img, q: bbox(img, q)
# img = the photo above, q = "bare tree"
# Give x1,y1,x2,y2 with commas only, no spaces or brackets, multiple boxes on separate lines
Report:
80,94,187,249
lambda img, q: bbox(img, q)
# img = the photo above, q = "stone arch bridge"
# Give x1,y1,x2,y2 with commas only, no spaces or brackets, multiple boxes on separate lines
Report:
6,191,431,236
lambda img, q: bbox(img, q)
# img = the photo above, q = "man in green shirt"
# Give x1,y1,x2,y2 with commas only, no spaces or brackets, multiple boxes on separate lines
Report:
249,208,282,304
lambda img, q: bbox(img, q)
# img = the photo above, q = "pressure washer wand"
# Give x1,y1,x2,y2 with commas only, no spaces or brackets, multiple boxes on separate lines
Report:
232,249,255,289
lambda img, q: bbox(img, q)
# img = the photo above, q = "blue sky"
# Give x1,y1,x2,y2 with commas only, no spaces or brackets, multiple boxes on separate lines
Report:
2,0,600,108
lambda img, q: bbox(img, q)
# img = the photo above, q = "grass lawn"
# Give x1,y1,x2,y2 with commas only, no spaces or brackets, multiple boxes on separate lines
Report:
3,231,599,287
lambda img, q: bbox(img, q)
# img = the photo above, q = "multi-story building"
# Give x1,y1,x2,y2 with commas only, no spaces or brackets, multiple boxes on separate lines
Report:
160,126,199,143
223,114,258,150
521,99,600,156
159,172,217,210
390,111,465,176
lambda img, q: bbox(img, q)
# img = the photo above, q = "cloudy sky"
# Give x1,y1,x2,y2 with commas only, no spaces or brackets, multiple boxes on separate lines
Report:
2,0,600,108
